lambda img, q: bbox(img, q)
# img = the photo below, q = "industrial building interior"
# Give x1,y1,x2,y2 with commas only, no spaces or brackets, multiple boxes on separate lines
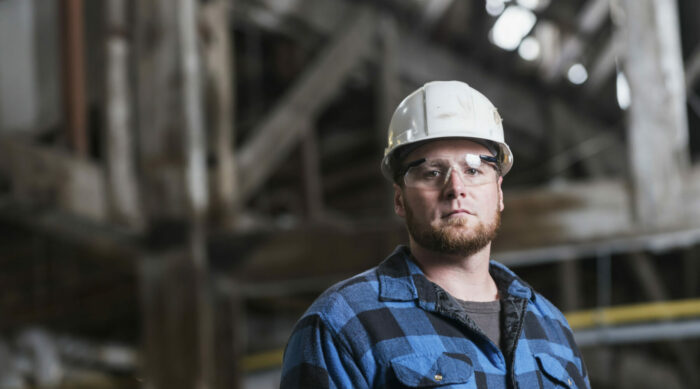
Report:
1,0,700,387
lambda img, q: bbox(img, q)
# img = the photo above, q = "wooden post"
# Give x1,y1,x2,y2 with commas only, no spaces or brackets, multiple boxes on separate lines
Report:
619,0,690,229
59,0,88,156
140,251,210,389
135,0,187,221
558,259,581,311
200,0,239,225
135,0,214,387
376,15,400,138
104,0,143,230
213,278,244,389
301,122,324,221
376,14,399,220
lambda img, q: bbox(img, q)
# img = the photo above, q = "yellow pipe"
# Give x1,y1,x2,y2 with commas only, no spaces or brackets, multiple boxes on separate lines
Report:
243,348,284,372
565,298,700,330
241,298,700,372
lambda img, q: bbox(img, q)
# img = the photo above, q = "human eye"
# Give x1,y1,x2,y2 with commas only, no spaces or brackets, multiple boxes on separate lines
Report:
421,167,443,180
464,166,482,176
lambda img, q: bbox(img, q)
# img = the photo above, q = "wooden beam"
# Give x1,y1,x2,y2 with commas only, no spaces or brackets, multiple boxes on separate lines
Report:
178,0,208,222
619,0,690,228
179,0,213,382
0,198,138,271
376,14,400,144
558,259,581,311
686,45,700,90
0,137,107,221
139,250,213,389
0,0,61,133
213,278,244,389
376,13,400,217
201,0,239,225
236,7,376,201
300,122,324,221
104,0,143,230
420,0,454,31
235,0,352,37
134,0,215,387
234,0,608,153
135,0,188,221
548,98,623,177
59,0,88,156
231,164,700,288
584,31,622,96
543,0,611,82
498,177,632,250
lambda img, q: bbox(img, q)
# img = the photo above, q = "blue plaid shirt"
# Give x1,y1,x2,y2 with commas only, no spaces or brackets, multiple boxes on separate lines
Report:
281,246,590,388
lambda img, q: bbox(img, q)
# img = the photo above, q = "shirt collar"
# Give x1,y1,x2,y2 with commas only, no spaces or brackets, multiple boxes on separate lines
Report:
376,245,535,303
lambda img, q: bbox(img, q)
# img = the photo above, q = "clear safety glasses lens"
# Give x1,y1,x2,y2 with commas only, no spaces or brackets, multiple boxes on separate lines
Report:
403,154,499,190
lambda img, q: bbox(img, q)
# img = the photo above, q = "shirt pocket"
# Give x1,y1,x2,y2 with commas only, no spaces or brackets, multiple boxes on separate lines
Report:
534,353,577,388
389,353,473,387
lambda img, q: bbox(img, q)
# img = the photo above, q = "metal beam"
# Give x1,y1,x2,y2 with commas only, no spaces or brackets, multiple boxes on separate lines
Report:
497,225,700,267
574,319,700,346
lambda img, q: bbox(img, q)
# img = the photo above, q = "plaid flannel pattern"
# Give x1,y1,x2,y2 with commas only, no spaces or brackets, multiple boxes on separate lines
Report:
281,246,590,388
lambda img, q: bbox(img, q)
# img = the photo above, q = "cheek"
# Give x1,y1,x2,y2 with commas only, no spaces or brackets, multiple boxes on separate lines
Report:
408,194,442,221
474,186,501,212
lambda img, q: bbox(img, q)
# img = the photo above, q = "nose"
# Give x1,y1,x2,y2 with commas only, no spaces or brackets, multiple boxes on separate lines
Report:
443,168,466,199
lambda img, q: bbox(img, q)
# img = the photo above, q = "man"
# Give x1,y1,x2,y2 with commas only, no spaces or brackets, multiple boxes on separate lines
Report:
281,81,589,388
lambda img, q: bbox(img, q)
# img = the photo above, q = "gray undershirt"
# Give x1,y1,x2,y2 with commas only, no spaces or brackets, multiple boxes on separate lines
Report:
456,299,502,349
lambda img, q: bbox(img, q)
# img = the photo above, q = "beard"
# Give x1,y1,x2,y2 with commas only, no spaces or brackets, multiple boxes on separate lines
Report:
404,203,501,257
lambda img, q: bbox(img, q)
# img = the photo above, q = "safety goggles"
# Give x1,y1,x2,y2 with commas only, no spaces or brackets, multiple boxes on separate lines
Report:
400,154,499,190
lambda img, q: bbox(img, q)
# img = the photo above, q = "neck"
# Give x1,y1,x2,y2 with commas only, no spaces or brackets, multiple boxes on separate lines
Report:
409,240,499,302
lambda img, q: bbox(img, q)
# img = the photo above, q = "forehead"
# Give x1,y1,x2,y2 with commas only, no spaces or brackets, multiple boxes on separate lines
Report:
404,139,490,161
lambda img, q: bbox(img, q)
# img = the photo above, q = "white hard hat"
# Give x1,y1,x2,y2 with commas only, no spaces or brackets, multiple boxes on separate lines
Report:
381,81,513,181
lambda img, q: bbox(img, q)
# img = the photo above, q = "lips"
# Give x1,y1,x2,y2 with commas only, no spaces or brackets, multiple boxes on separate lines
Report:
443,209,474,218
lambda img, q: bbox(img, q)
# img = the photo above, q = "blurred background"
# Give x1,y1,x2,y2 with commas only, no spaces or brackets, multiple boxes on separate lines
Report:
0,0,699,387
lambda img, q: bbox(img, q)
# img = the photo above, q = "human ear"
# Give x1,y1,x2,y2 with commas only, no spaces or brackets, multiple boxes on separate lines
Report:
393,184,406,218
497,176,504,212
